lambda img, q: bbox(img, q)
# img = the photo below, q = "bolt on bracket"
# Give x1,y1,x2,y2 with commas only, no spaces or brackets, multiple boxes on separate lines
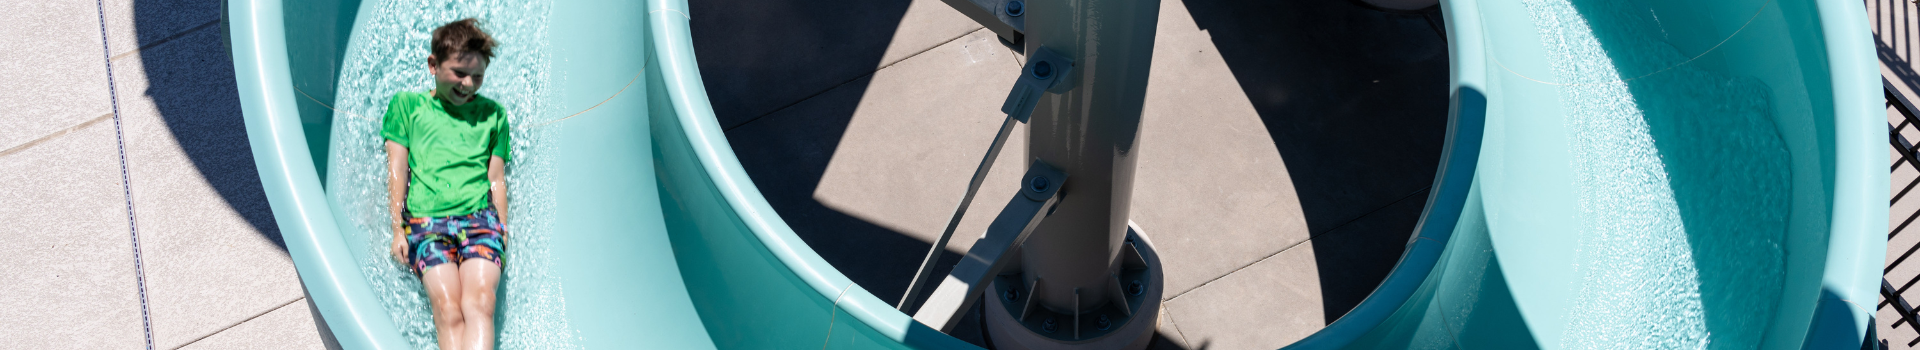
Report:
939,0,1026,44
1001,47,1074,123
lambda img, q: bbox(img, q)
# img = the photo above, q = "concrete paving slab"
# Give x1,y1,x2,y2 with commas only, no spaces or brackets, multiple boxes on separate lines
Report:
1147,304,1194,350
1894,150,1919,254
0,120,147,350
1169,0,1448,235
1875,0,1920,103
0,0,115,151
177,299,328,350
1888,103,1920,350
1880,3,1920,346
110,25,303,349
1299,188,1425,322
691,0,987,128
726,28,1028,303
99,0,221,59
1161,239,1325,350
1160,185,1426,348
1881,305,1917,350
1132,0,1316,298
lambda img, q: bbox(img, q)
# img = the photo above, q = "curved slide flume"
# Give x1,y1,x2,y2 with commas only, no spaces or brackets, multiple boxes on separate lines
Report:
230,0,718,347
231,0,1883,348
1288,0,1886,348
230,0,975,347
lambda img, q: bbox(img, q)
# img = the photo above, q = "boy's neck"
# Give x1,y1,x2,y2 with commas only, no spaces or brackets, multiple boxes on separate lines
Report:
431,90,474,105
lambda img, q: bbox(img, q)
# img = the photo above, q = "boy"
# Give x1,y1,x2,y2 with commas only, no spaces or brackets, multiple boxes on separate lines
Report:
383,18,509,350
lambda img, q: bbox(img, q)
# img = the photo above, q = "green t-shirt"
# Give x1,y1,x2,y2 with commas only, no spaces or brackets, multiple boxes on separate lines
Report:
381,91,511,218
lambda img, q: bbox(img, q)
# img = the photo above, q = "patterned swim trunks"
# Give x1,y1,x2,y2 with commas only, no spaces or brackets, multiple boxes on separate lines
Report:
405,208,506,274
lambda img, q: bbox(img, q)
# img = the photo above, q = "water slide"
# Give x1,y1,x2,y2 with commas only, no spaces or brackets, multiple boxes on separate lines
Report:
1288,0,1887,348
225,0,1884,349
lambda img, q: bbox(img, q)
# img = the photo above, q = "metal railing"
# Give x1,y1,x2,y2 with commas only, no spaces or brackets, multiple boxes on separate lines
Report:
1883,80,1920,348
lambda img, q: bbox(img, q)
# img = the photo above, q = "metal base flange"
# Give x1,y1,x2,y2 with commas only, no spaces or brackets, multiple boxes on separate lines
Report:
982,221,1164,350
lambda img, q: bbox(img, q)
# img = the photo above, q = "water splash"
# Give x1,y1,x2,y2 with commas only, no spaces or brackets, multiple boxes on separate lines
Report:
1522,0,1788,349
324,0,580,348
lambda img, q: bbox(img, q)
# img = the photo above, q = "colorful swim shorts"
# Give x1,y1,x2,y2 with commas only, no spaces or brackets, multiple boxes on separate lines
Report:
405,208,506,274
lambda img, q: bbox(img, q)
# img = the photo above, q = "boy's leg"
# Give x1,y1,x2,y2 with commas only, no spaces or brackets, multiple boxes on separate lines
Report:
458,260,501,350
422,264,466,350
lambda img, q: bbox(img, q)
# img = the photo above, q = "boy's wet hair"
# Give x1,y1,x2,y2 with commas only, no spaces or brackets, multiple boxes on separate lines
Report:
431,18,496,63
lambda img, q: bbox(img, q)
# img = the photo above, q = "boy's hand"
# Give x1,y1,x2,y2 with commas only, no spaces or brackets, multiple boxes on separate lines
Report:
390,226,410,266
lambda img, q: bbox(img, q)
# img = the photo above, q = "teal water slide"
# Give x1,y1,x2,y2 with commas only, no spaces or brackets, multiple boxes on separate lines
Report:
227,0,1884,348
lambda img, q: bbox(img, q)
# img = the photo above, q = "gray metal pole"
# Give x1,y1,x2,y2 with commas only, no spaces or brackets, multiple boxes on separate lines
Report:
1018,0,1160,315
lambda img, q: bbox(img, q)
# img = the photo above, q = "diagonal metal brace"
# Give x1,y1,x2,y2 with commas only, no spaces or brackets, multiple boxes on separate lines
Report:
912,160,1066,332
896,50,1072,312
896,114,1021,313
1001,47,1074,123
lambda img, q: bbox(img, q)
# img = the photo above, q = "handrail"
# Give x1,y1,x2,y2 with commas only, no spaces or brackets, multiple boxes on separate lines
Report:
1883,78,1920,347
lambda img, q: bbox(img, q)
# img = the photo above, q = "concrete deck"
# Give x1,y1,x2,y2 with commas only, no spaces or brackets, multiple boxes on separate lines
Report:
1878,0,1920,347
0,0,323,349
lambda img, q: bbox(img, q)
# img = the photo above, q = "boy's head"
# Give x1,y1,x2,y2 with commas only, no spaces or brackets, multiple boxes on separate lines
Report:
427,18,495,106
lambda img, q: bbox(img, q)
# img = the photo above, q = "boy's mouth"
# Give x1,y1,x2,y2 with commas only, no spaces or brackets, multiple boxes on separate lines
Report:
449,88,473,102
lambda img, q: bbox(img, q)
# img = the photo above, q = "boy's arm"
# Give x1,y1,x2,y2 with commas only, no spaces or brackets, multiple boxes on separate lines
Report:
386,141,410,264
386,141,410,227
489,156,508,227
387,142,410,226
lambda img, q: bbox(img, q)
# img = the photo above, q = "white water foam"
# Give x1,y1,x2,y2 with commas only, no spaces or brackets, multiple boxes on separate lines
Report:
1522,0,1788,349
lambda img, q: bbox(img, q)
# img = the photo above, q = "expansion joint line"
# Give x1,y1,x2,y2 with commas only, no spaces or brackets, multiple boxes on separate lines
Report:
92,0,154,349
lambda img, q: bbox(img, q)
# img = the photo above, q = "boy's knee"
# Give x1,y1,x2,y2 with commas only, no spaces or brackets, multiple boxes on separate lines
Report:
434,300,466,325
460,292,496,317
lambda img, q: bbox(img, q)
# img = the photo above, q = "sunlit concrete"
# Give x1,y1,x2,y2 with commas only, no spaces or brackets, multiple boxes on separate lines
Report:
0,120,147,350
112,24,309,349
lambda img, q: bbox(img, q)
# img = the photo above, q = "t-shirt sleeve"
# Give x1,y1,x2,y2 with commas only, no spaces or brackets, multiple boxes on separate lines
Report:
490,106,512,162
380,93,413,147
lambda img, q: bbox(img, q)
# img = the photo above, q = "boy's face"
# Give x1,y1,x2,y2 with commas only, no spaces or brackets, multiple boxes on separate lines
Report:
428,52,488,106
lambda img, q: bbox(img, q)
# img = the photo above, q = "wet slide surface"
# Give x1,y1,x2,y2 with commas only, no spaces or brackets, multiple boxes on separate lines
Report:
233,0,714,348
1292,0,1885,348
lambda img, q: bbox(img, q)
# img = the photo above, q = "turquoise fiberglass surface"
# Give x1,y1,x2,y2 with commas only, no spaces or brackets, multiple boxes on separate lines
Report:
232,0,716,348
233,0,979,347
1290,0,1886,348
234,0,1881,348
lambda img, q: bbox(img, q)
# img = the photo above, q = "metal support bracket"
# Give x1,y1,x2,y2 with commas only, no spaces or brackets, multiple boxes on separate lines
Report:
939,0,1026,44
1001,47,1074,123
896,48,1074,313
912,160,1067,332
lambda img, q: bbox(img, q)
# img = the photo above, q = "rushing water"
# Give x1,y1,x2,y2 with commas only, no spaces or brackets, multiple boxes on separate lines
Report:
325,0,580,348
1521,0,1789,349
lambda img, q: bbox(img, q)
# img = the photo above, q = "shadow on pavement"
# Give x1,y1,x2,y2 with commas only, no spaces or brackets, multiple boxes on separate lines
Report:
708,0,1451,345
1878,0,1920,93
694,0,991,344
1180,0,1451,324
133,0,287,251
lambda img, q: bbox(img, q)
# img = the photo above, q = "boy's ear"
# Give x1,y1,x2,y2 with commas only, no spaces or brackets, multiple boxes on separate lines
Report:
426,55,440,69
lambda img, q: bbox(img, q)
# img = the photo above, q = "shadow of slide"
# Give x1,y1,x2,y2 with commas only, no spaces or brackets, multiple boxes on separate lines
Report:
693,0,995,344
1179,0,1451,323
132,0,315,251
